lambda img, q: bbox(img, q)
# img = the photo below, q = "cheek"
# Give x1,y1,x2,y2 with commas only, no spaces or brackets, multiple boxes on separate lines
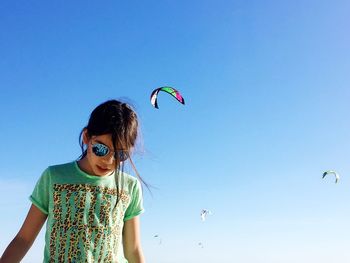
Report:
90,150,116,166
87,147,98,163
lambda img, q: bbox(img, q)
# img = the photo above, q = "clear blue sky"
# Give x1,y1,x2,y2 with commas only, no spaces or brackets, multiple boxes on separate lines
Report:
1,0,350,262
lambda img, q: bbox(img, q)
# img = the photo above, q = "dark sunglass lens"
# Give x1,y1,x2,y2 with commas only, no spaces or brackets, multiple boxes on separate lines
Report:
92,144,109,157
118,151,128,161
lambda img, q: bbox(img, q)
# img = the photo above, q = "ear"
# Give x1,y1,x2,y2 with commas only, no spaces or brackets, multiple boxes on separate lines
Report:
82,128,90,145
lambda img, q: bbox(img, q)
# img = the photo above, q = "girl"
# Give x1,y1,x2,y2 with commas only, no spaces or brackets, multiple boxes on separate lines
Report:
1,100,147,263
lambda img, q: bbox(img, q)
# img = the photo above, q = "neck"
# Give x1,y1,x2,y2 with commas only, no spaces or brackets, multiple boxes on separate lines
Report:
77,157,94,175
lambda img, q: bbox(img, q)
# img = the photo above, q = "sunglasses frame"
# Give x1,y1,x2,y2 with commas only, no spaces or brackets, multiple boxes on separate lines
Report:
91,141,129,161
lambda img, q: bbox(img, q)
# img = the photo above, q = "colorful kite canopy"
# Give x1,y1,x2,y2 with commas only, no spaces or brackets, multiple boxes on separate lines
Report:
150,86,185,109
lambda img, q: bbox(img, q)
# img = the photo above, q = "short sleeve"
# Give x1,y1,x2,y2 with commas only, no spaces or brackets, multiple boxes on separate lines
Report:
29,167,51,215
124,179,144,221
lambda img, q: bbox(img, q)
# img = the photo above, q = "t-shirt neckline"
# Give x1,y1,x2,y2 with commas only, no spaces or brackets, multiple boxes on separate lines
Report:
73,161,115,180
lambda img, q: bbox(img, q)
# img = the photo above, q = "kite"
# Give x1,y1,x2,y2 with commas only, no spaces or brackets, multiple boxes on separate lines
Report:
153,234,162,245
198,242,204,248
200,209,212,221
322,170,340,183
150,86,185,109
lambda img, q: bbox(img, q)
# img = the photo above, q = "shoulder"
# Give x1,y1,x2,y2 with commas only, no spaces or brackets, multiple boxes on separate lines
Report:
38,161,75,182
120,172,139,187
119,172,143,197
47,161,76,174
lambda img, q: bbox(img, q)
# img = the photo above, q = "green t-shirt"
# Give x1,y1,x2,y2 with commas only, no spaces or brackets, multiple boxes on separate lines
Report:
29,161,144,263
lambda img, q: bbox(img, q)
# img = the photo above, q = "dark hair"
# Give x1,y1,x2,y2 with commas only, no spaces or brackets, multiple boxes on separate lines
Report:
78,99,149,206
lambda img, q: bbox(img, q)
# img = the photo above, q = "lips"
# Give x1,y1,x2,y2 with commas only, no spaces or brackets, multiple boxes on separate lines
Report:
97,165,110,173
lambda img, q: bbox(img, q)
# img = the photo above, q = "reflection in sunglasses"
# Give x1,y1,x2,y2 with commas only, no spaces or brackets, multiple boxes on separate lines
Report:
91,142,129,161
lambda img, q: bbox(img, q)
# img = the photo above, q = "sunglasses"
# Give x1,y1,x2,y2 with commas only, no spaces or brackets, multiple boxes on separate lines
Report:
91,142,129,161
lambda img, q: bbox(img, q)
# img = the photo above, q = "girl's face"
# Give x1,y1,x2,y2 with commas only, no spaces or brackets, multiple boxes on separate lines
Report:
82,131,125,176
